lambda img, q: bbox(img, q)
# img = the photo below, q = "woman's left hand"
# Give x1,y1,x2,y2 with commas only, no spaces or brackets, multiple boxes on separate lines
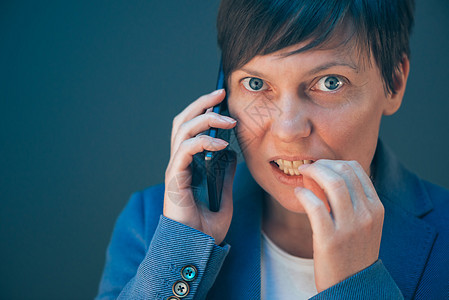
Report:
294,159,384,293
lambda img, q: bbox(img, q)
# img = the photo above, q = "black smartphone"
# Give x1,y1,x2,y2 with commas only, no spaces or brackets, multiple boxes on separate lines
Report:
191,61,232,212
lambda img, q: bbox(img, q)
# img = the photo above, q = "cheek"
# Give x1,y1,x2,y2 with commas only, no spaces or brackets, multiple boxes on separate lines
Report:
316,96,383,172
228,96,257,153
342,95,384,142
228,95,274,148
324,87,382,134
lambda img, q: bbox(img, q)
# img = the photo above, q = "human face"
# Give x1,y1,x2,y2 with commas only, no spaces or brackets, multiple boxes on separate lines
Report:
227,42,401,213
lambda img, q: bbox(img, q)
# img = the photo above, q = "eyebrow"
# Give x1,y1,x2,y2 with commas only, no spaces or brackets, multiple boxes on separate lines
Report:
305,61,359,76
240,61,358,79
240,68,267,79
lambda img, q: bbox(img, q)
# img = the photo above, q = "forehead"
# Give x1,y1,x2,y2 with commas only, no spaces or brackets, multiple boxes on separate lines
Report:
280,19,371,66
232,18,372,77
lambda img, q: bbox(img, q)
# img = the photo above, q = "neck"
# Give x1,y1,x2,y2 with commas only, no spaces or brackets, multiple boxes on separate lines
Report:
262,192,314,259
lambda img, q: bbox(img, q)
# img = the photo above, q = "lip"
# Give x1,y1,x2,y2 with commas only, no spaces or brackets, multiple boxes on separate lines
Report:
269,161,305,186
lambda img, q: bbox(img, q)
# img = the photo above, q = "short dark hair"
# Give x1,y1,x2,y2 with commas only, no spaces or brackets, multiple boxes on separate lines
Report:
217,0,415,94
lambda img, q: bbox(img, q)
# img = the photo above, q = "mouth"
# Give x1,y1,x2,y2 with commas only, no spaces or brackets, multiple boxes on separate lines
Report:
270,159,314,176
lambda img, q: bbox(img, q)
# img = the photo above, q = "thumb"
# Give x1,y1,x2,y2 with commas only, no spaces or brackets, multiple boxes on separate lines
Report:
303,175,331,212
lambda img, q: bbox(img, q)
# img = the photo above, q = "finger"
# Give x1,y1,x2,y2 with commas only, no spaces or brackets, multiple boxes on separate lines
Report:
171,112,236,156
346,161,384,218
313,160,367,211
169,135,229,172
346,160,378,203
302,175,330,212
171,89,226,141
294,187,334,237
297,161,354,222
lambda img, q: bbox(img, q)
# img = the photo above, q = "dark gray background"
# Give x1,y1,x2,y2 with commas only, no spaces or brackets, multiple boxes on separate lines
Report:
1,0,448,299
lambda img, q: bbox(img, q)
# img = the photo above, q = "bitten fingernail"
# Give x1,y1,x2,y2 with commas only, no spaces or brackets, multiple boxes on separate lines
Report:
297,164,309,171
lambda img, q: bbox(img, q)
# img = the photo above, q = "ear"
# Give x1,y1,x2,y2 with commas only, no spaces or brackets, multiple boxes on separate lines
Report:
383,56,410,116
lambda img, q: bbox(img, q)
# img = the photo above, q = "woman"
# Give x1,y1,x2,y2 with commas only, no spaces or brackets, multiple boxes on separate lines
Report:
96,0,449,299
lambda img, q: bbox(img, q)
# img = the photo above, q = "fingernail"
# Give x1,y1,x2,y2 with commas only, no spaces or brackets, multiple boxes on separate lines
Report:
219,115,236,123
213,139,229,146
297,164,309,171
212,89,224,95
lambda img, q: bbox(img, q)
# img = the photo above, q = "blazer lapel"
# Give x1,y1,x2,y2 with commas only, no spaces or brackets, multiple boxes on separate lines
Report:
373,140,437,299
380,200,437,299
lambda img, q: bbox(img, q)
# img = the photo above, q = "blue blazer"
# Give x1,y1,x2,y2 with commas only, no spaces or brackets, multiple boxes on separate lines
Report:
96,140,449,299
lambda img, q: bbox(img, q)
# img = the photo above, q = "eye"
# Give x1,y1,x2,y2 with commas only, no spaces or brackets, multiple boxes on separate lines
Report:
242,77,268,92
315,75,343,91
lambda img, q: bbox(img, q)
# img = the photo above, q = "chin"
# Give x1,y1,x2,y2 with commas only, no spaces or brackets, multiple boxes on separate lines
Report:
265,187,308,213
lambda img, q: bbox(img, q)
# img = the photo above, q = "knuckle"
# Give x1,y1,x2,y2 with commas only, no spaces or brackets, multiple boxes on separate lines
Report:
196,134,210,143
178,138,193,151
335,161,352,173
375,201,385,217
328,177,347,191
360,212,374,228
172,115,184,131
379,202,385,215
197,135,217,149
207,113,221,124
173,113,182,126
177,121,187,133
349,160,363,172
358,208,384,232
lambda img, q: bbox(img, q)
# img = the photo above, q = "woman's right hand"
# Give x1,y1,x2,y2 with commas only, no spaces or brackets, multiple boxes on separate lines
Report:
163,89,237,245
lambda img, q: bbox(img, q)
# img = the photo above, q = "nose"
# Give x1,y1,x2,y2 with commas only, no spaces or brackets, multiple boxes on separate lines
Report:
270,94,312,143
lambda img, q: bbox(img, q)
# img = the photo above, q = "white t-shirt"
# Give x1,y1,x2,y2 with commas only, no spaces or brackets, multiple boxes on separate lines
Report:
261,232,318,299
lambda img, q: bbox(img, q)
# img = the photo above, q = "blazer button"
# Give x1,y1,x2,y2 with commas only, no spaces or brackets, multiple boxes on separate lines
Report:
181,265,198,281
172,280,189,298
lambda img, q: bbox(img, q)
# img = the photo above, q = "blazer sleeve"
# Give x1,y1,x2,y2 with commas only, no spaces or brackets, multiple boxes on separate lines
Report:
310,260,403,299
95,190,230,300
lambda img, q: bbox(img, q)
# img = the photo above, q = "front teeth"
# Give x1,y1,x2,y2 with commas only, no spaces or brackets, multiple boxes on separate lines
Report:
275,159,313,175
